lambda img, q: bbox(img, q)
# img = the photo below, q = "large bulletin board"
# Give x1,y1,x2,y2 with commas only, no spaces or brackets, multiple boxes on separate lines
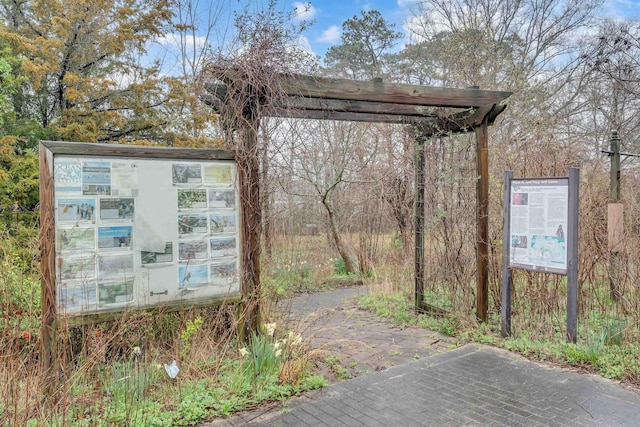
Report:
40,141,241,322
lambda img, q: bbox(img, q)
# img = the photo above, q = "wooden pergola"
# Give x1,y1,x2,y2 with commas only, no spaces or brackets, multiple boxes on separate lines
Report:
203,68,511,327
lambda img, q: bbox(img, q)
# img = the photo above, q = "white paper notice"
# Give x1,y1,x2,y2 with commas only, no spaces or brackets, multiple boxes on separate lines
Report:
509,178,568,274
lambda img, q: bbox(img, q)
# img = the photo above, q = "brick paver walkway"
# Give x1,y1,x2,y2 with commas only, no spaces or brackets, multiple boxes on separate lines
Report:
205,287,640,426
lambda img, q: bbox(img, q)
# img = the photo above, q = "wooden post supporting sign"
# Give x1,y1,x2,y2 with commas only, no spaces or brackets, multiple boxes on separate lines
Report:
566,167,579,343
39,144,57,397
475,115,490,322
501,171,513,337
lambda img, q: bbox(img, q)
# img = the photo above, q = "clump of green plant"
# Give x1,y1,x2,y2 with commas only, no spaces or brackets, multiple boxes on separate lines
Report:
99,354,166,426
238,322,320,387
324,356,352,380
358,292,414,325
242,323,282,383
334,257,353,276
15,317,326,426
0,227,41,358
180,316,204,357
263,259,317,296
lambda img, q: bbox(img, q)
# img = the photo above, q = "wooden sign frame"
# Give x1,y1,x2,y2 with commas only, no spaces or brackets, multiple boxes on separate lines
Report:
39,141,242,329
501,168,579,343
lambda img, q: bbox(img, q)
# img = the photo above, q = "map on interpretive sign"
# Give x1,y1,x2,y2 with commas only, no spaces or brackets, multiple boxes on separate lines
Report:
49,149,241,317
509,178,568,274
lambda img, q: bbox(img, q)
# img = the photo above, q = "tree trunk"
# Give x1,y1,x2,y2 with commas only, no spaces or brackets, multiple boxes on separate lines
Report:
260,130,272,260
324,200,356,274
238,117,262,340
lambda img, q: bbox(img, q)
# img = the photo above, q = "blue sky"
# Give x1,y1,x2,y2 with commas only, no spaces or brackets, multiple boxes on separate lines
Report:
150,0,640,76
290,0,640,57
290,0,416,54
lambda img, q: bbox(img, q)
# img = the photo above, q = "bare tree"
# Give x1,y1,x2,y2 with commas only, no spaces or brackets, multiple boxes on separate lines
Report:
274,119,377,274
201,0,314,335
580,20,640,150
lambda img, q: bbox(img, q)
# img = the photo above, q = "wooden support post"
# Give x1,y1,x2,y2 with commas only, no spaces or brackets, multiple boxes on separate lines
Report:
238,118,262,341
475,116,490,322
39,143,58,397
501,171,513,337
610,131,621,202
414,134,426,312
566,167,580,343
609,131,622,301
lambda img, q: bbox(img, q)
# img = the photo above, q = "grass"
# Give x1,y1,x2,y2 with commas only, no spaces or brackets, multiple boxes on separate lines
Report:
323,356,353,380
2,320,326,426
3,227,380,426
262,239,363,298
0,225,328,426
4,215,640,424
357,288,640,386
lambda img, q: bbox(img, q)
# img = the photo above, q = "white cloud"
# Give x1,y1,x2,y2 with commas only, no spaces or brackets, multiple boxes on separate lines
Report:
318,25,341,43
292,2,317,21
150,33,212,77
296,35,314,54
155,33,209,51
289,36,321,72
397,0,419,6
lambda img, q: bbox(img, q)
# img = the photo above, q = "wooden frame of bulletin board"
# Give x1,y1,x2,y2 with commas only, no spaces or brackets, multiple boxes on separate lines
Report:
39,141,242,331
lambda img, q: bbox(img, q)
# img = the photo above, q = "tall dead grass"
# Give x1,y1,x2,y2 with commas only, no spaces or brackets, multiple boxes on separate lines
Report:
0,221,316,425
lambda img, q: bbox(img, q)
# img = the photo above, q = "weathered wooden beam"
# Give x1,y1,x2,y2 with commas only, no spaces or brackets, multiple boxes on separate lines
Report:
414,136,425,313
416,104,507,136
268,104,506,130
203,83,438,122
281,74,511,108
61,294,241,327
41,140,235,160
267,107,418,124
204,82,438,117
207,67,512,108
203,87,424,124
277,96,438,117
237,116,262,341
203,83,508,129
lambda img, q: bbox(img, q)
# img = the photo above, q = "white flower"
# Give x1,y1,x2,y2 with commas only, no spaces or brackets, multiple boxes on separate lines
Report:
288,332,303,346
274,349,282,358
264,323,276,337
133,346,142,356
273,340,281,351
239,347,249,357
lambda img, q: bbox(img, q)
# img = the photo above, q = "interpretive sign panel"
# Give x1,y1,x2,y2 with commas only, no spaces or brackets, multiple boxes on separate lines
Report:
509,177,568,274
40,141,241,321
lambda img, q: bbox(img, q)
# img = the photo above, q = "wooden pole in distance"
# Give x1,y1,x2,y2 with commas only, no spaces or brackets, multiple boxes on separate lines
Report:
609,131,622,301
475,116,490,322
